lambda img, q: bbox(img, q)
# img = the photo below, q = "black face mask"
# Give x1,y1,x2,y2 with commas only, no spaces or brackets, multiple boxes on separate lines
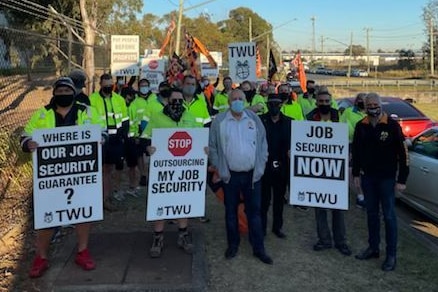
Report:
101,86,113,95
318,104,331,115
160,89,171,99
307,88,315,95
357,102,365,110
267,102,281,116
163,101,185,122
367,107,381,117
279,93,290,103
243,90,256,102
53,94,74,107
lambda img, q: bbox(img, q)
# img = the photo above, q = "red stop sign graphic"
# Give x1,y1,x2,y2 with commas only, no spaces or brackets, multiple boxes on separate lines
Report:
168,131,192,156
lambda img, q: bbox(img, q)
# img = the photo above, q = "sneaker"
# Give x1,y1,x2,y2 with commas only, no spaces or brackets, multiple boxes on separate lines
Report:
75,248,96,270
177,231,193,254
126,187,139,198
29,255,49,278
113,190,125,202
356,198,366,209
150,233,164,258
139,175,148,186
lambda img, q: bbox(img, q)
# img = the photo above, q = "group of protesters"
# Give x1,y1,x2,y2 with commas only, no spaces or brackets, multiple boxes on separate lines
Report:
20,68,408,278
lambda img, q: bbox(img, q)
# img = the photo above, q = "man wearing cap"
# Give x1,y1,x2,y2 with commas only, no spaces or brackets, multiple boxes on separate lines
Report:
20,77,105,278
260,94,292,239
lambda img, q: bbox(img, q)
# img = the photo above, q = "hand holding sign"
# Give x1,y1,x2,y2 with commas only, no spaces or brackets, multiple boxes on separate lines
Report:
147,146,156,155
28,140,39,152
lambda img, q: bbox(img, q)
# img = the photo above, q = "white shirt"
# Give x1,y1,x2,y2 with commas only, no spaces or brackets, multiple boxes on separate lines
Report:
223,111,257,172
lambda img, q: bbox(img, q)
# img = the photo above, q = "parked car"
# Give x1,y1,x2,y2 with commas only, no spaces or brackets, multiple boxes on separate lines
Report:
350,69,369,77
396,127,438,221
336,96,436,137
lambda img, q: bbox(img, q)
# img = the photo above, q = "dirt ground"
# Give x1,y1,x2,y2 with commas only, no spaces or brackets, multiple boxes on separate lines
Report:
2,182,438,292
1,76,438,291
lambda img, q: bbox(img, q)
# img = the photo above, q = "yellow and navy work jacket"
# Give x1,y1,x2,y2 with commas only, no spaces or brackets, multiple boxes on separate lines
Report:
183,93,211,127
89,90,129,138
20,102,106,152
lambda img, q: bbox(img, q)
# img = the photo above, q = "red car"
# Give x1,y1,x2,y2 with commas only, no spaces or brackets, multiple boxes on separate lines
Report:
337,96,436,137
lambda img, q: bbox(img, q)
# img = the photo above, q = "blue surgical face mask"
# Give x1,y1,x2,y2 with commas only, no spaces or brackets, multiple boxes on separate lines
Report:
183,85,196,96
139,86,149,95
230,100,245,113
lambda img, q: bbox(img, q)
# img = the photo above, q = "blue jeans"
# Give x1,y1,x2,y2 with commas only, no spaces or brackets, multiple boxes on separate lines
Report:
223,171,265,254
361,176,398,256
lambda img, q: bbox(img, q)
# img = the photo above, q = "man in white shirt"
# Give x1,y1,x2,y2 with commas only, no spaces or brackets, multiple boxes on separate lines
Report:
209,89,272,265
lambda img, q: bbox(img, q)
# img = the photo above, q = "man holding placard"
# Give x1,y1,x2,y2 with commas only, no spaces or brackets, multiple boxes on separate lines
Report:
20,77,105,278
141,88,207,258
305,86,352,256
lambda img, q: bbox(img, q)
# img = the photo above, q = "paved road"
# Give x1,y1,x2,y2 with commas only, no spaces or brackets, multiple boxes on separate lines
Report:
396,200,438,254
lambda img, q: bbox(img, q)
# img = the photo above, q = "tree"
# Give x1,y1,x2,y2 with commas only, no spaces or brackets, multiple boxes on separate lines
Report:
218,7,273,68
398,49,416,70
423,1,438,74
344,45,366,58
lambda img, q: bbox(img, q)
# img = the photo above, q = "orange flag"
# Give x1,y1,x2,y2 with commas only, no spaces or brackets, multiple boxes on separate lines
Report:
293,51,307,93
185,32,217,78
192,36,217,68
159,20,176,57
256,45,262,78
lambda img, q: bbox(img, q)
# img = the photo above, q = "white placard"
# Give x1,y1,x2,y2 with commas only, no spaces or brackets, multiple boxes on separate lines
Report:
228,42,257,83
200,63,219,78
140,58,165,93
32,125,103,229
147,128,209,221
111,35,140,76
200,51,223,66
289,121,349,210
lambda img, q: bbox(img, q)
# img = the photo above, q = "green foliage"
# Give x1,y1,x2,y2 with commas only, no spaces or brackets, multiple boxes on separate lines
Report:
344,45,366,57
0,128,32,198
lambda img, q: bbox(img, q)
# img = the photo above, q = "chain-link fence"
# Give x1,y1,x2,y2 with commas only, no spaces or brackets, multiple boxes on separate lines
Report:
0,23,109,236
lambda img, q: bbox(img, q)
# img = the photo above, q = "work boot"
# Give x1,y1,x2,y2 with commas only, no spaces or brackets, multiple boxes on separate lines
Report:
177,230,193,254
149,233,164,258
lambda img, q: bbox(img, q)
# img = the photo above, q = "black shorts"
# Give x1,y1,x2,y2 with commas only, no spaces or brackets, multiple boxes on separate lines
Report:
103,137,124,166
124,138,140,168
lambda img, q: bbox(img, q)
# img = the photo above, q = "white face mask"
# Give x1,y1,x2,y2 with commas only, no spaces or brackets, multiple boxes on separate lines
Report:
117,80,124,86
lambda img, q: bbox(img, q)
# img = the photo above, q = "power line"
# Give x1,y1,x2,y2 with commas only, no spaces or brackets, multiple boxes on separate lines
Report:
0,1,85,33
6,0,84,29
166,0,179,7
1,0,107,36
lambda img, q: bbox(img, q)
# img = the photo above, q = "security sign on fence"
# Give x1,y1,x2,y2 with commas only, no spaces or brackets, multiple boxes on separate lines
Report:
289,121,349,210
32,125,103,229
147,128,209,221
